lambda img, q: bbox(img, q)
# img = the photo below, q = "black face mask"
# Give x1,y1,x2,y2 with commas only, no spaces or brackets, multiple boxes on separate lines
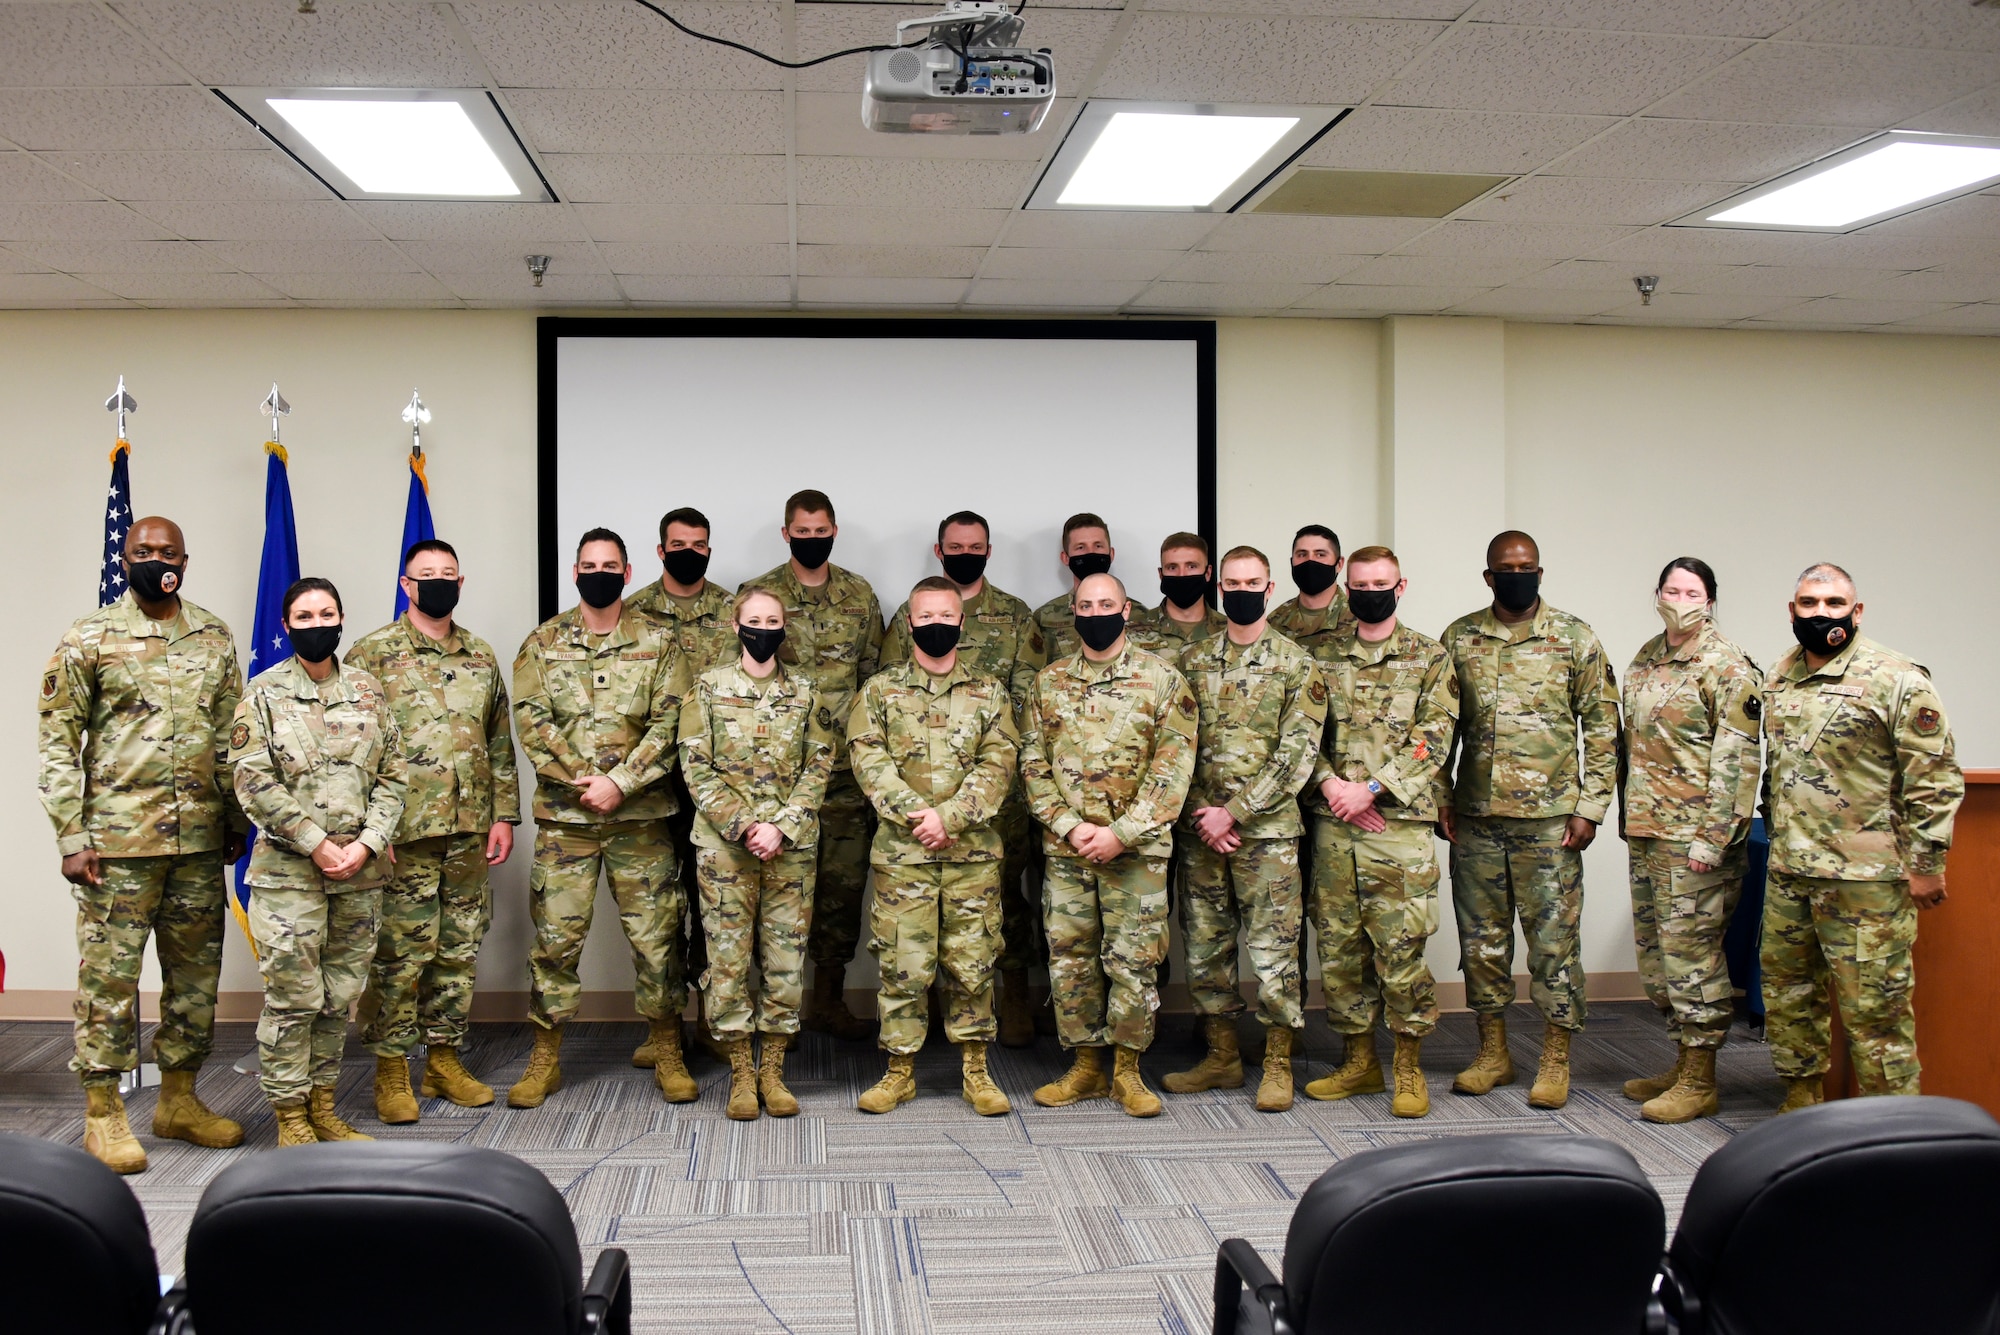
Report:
661,548,709,586
910,622,962,658
1074,611,1125,653
1348,587,1399,625
1160,573,1209,610
1222,588,1267,626
1792,614,1856,657
576,571,624,610
1489,570,1540,614
939,552,987,586
1067,552,1112,582
1291,559,1340,596
126,559,185,602
288,624,342,664
789,536,834,571
738,624,785,664
410,578,459,620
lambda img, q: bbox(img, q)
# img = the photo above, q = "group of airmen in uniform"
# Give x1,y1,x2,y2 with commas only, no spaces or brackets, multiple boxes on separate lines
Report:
40,492,1963,1170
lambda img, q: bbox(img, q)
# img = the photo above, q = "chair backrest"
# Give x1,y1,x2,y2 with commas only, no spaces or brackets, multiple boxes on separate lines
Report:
0,1130,161,1335
1283,1133,1665,1335
1670,1096,2000,1335
185,1141,584,1335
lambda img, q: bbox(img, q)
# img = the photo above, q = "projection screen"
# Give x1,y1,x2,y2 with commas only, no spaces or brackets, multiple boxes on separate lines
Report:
538,318,1216,623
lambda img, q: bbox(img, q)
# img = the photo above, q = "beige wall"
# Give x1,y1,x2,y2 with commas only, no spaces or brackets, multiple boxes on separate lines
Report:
3,309,1991,1016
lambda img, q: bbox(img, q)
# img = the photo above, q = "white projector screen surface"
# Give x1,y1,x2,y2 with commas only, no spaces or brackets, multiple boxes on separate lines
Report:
546,325,1212,622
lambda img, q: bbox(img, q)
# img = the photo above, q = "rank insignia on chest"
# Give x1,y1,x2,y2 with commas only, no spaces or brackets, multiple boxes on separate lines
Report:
41,671,58,700
1915,707,1941,736
230,722,250,749
755,723,771,737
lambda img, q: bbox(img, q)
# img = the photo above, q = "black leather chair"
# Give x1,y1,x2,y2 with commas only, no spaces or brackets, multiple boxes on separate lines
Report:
1214,1133,1666,1335
1661,1095,2000,1335
184,1141,629,1335
0,1129,176,1334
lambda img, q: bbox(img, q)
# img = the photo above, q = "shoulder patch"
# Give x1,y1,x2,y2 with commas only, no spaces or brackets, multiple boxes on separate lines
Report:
1029,630,1044,654
40,670,58,701
1178,693,1197,718
1743,695,1761,721
1447,673,1460,698
816,705,834,730
1308,677,1327,705
1914,706,1941,736
229,721,250,750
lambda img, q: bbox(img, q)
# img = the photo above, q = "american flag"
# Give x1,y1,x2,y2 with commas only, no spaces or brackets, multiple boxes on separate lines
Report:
99,441,132,606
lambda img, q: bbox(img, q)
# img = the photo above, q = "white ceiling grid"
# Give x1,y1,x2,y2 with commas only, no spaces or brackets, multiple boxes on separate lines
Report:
0,0,1993,331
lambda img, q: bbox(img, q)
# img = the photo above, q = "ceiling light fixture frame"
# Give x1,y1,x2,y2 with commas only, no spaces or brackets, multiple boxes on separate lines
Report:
1673,129,2000,234
1025,100,1346,213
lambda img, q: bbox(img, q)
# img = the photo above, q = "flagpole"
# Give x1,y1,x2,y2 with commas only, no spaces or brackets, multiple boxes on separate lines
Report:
393,390,436,619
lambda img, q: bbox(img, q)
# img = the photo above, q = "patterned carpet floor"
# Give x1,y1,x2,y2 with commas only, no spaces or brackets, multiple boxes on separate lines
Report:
0,1001,1779,1334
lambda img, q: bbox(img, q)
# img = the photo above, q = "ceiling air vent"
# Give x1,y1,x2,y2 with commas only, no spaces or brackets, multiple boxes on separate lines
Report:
1252,168,1511,218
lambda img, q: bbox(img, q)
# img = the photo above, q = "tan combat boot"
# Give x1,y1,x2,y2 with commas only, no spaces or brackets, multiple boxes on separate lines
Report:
1778,1076,1825,1114
759,1036,800,1116
1305,1034,1384,1101
271,1098,317,1148
153,1069,244,1148
1110,1047,1162,1118
506,1024,564,1109
1391,1033,1429,1118
82,1083,147,1174
1033,1047,1109,1107
307,1085,373,1141
1164,1017,1245,1093
859,1053,918,1114
806,967,872,1042
374,1054,420,1125
1256,1028,1296,1113
1527,1025,1572,1109
997,969,1035,1049
960,1042,1011,1115
630,1023,659,1068
1643,1045,1719,1124
1623,1047,1685,1102
1452,1014,1516,1095
421,1046,494,1107
648,1020,698,1104
725,1037,760,1120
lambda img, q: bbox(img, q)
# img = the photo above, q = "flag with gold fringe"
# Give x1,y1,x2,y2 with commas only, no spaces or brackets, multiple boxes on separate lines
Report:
230,438,300,947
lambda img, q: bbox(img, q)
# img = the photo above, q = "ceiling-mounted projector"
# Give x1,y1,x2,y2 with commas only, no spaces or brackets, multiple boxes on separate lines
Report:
862,0,1055,135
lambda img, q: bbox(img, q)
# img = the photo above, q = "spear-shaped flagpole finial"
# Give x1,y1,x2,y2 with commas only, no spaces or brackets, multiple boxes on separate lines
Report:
104,375,137,440
402,388,430,456
261,383,291,445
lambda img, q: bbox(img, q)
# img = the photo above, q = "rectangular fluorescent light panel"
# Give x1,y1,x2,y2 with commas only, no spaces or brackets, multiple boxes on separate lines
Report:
1687,131,2000,233
1028,101,1344,212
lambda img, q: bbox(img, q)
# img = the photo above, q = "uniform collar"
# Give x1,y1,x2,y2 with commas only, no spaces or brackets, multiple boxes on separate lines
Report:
904,657,969,694
1066,642,1137,682
116,590,192,642
1473,599,1553,642
276,654,360,702
1152,600,1222,631
560,605,640,650
645,576,728,616
728,660,797,696
1779,633,1865,684
398,611,463,655
776,561,854,604
1333,620,1403,664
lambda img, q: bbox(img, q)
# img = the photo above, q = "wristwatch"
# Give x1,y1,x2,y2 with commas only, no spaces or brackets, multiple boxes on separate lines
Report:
1365,779,1384,798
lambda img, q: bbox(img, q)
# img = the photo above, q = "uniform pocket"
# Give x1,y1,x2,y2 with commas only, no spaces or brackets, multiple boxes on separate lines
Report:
1855,902,1916,963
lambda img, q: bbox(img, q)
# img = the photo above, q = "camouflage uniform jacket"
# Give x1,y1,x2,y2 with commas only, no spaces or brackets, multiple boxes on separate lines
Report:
1269,590,1356,661
740,561,882,768
1762,634,1962,881
228,656,407,889
511,606,690,826
1309,620,1458,825
1441,601,1620,823
1129,601,1228,657
1620,623,1762,866
1021,644,1198,859
344,614,519,842
1032,589,1081,665
881,582,1044,718
38,592,244,857
1176,629,1325,839
678,661,838,851
848,660,1019,865
627,577,739,679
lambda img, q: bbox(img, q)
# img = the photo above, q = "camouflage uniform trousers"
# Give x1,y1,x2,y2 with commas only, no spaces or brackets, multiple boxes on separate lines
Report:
1177,837,1304,1030
1761,871,1920,1095
360,832,492,1057
697,843,817,1038
995,792,1045,972
1043,852,1170,1051
666,768,705,1011
806,767,878,971
70,853,226,1083
1450,815,1587,1030
1312,818,1441,1038
528,819,683,1030
870,861,1002,1054
249,883,383,1103
1628,836,1747,1049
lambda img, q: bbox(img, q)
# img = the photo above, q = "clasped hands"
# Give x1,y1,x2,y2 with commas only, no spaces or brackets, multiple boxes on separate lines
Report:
1321,777,1386,834
311,833,387,881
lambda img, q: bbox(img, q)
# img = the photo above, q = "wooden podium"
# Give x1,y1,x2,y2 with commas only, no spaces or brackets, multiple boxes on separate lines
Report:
1825,768,2000,1114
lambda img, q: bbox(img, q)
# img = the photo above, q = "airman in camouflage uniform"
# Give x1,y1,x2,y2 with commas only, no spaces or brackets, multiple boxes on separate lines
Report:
1440,532,1619,1109
1021,573,1197,1118
345,541,520,1124
1301,546,1458,1119
38,516,246,1172
1032,511,1119,665
1618,560,1763,1124
851,579,1019,1115
1760,564,1963,1110
1160,552,1324,1114
1128,528,1229,658
510,533,692,1109
229,592,407,1147
679,591,838,1120
741,490,883,1040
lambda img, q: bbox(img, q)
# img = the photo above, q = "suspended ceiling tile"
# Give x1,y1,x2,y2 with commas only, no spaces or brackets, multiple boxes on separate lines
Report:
795,245,982,279
1889,302,2000,331
796,157,1038,210
0,245,54,272
1589,226,1835,267
1663,264,1907,297
1793,234,1996,272
1590,290,1802,320
795,276,968,305
790,5,1120,95
963,277,1149,307
398,240,605,273
1093,15,1445,104
195,239,424,272
1128,281,1318,312
0,4,187,87
1778,0,2000,53
998,210,1224,250
0,88,265,152
541,153,789,206
1646,44,1999,128
1836,270,2000,304
978,248,1182,281
1294,282,1489,310
1395,219,1639,257
1862,192,2000,240
1446,286,1631,318
1456,175,1733,226
112,0,481,87
347,201,586,243
1493,258,1640,290
263,271,458,300
1903,85,2000,137
8,238,234,271
794,92,1075,160
616,274,792,302
597,240,790,275
503,89,787,156
437,271,626,302
1194,212,1430,253
1161,249,1371,284
1140,0,1471,16
1300,106,1619,174
575,202,790,244
1333,252,1558,284
72,271,285,301
1378,25,1749,115
455,0,786,91
1545,118,1862,184
132,201,377,241
0,153,103,202
0,201,175,240
31,150,326,202
0,273,128,304
797,206,1009,247
1472,0,1818,39
1760,296,1966,325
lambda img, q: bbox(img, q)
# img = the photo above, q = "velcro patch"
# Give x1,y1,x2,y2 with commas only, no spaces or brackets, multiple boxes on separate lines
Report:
1914,706,1941,736
230,722,250,750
